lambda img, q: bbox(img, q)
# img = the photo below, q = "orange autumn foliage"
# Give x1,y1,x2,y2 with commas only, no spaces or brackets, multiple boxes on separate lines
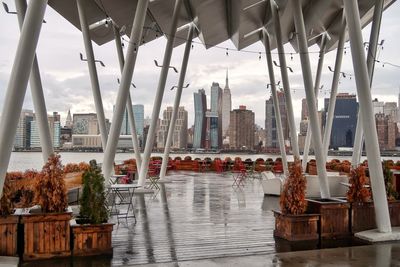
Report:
280,160,307,215
346,165,371,203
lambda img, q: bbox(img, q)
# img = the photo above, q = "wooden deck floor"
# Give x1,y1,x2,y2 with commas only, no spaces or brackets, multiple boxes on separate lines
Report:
110,171,278,266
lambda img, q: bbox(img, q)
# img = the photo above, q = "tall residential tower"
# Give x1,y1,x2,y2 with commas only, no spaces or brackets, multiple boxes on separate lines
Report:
222,70,232,138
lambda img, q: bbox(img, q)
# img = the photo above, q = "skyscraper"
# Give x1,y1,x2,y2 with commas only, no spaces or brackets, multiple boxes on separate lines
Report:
30,112,61,149
157,106,188,149
72,113,99,135
14,109,34,149
210,82,223,149
229,105,255,150
133,104,144,144
265,91,289,151
222,70,232,138
65,109,73,128
193,89,207,148
324,93,358,148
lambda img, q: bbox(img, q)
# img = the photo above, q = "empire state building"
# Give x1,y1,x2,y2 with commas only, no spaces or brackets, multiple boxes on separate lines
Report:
222,70,232,137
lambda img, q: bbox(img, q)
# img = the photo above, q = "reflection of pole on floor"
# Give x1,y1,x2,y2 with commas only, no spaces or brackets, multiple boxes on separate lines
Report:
76,0,108,149
302,34,328,171
344,0,391,233
0,0,48,197
351,0,384,167
293,0,330,198
270,1,300,160
113,25,142,172
323,16,346,158
262,30,288,177
160,25,194,181
102,0,149,181
15,0,54,163
138,0,183,187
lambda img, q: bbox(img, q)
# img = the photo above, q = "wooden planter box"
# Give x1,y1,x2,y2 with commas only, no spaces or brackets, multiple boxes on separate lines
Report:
273,210,319,241
351,201,400,233
0,215,19,256
20,211,72,261
307,199,350,238
71,221,114,256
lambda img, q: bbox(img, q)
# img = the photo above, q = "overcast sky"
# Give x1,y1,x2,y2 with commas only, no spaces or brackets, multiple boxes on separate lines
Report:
1,1,400,130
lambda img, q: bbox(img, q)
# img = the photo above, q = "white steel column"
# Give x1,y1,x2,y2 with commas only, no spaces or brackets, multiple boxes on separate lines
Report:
76,0,108,148
138,0,183,187
0,0,47,196
344,0,391,232
15,0,53,162
103,0,149,180
323,17,346,157
293,0,330,198
351,0,384,167
263,30,288,177
113,25,142,171
159,24,194,181
302,34,328,171
270,1,300,159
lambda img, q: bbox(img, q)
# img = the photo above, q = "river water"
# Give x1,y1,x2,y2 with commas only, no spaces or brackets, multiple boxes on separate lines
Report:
7,151,399,172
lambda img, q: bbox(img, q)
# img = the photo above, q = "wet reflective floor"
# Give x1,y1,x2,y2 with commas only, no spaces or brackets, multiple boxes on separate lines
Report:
21,171,372,266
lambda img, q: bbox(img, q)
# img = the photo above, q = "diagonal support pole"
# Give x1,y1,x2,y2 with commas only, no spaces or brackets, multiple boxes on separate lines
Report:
15,0,54,163
138,0,183,187
293,0,330,198
113,25,142,172
102,0,149,181
263,30,288,177
302,33,328,171
159,24,194,181
270,1,300,159
351,0,384,167
0,0,48,197
76,0,108,149
344,0,391,233
323,15,346,158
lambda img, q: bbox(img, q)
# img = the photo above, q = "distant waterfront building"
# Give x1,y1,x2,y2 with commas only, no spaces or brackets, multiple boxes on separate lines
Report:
376,113,398,150
133,104,144,141
65,109,73,128
193,89,207,149
72,113,99,135
222,70,232,138
301,98,308,120
265,91,289,151
14,109,34,149
30,112,61,149
324,93,358,149
229,105,255,150
210,82,223,149
157,106,188,149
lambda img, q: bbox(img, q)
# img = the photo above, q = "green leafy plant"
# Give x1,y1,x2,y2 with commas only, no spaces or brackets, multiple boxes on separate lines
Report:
34,154,68,213
280,159,307,215
347,165,371,203
0,175,14,216
79,160,108,224
383,161,399,201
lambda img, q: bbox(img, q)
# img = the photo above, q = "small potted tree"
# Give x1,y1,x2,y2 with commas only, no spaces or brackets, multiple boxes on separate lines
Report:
71,160,113,256
0,175,19,256
273,159,319,241
19,154,71,260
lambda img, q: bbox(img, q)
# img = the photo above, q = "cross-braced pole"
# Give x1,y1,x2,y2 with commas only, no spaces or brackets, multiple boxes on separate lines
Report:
293,0,330,198
159,24,194,181
137,0,183,187
0,0,48,197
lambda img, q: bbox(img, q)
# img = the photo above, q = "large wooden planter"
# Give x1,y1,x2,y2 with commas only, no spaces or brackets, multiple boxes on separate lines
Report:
71,221,114,256
307,199,350,238
0,215,19,256
273,210,319,241
20,211,72,261
351,201,400,233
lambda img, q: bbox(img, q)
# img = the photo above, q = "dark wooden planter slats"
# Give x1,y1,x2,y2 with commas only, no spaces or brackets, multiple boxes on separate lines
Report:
307,199,351,238
71,223,113,256
273,210,319,241
0,215,19,256
20,212,72,261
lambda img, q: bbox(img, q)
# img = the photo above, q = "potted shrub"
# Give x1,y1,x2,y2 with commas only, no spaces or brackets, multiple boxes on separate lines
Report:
71,160,113,256
0,175,19,256
19,154,71,261
273,160,319,241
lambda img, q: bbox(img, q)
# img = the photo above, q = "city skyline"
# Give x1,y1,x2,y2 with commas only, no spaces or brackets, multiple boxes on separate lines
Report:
1,1,400,131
